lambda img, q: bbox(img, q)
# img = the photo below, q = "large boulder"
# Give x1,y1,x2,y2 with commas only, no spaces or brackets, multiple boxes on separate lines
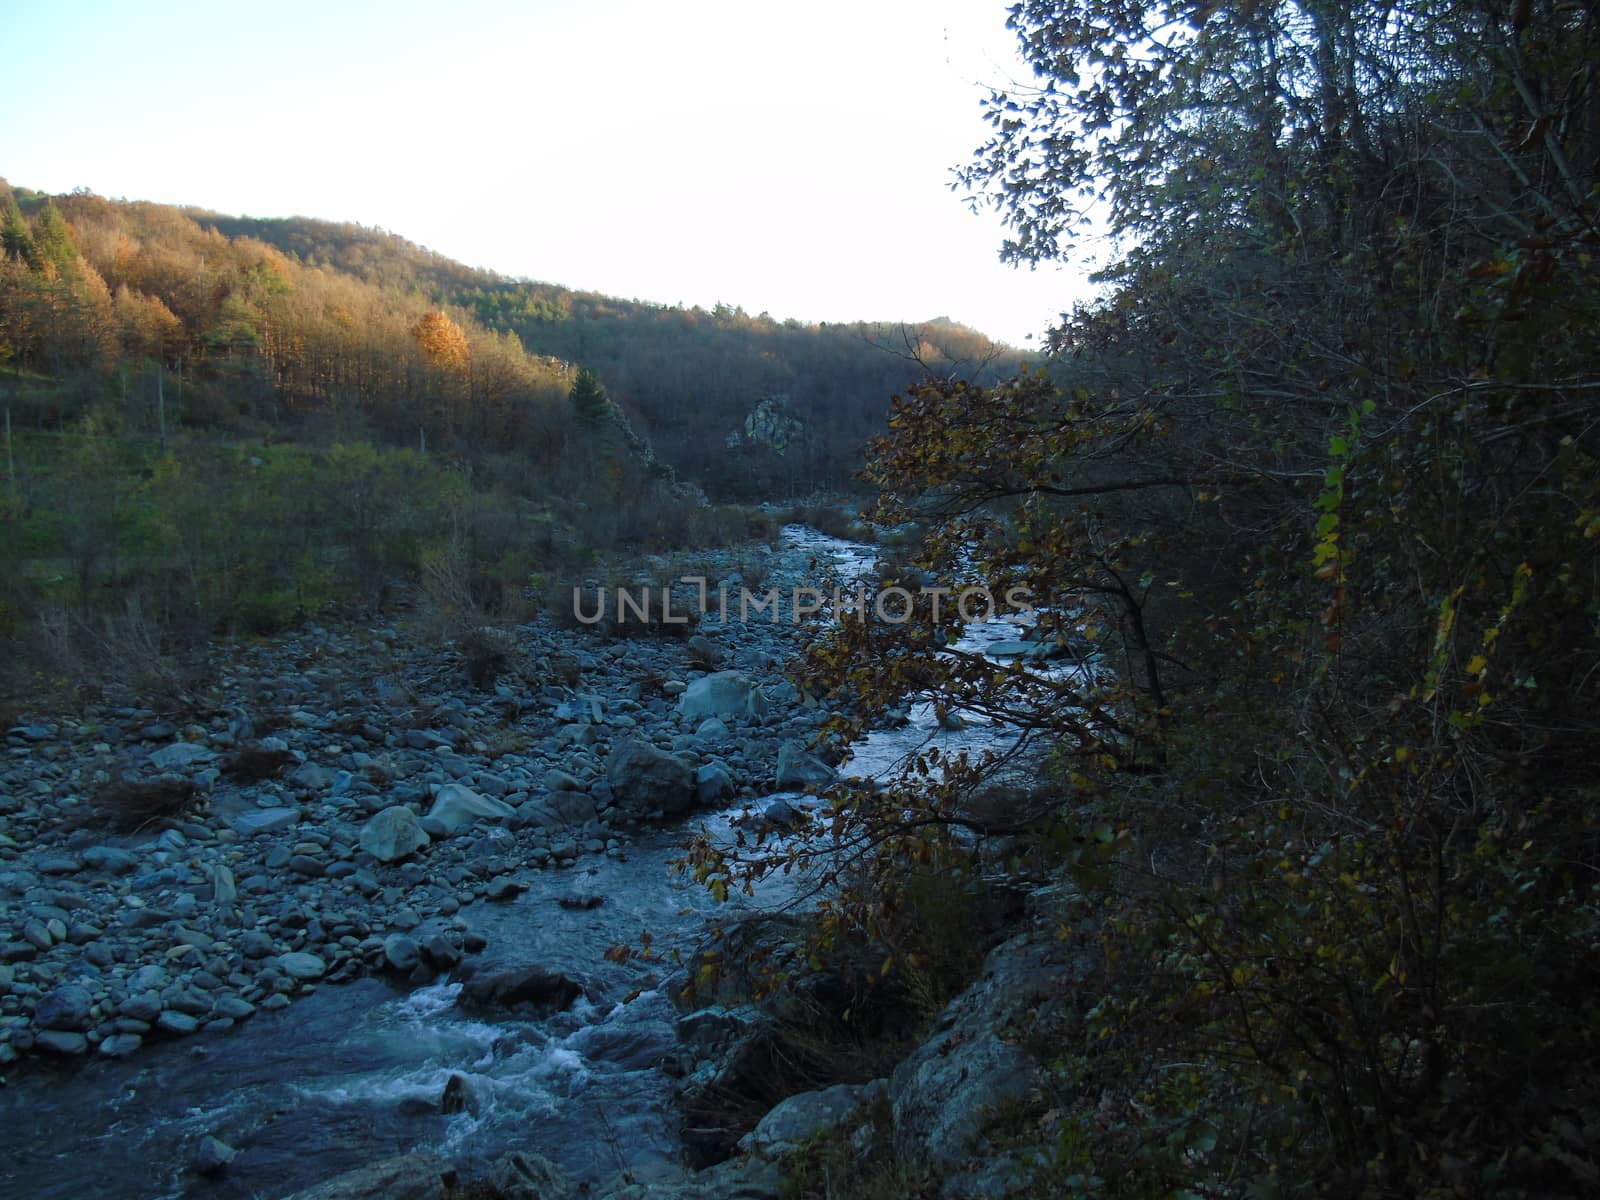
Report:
606,737,695,818
456,967,585,1017
424,783,515,835
739,1081,882,1159
676,672,768,722
359,806,430,863
888,932,1086,1170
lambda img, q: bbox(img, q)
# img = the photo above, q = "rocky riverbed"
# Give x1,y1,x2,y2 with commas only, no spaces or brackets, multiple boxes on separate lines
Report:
0,527,1086,1200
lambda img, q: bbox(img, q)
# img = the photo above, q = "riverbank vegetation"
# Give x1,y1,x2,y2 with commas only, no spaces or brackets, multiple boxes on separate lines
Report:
714,2,1600,1196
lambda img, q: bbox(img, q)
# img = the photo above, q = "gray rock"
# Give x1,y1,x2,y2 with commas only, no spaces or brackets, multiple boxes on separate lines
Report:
740,1082,877,1159
606,737,694,818
36,983,95,1031
359,806,430,863
128,964,169,992
383,935,421,973
83,845,139,874
425,784,516,834
214,996,256,1020
239,930,276,959
695,717,731,740
230,807,299,836
695,762,736,807
156,1010,201,1036
121,992,163,1022
889,932,1079,1170
420,934,461,971
278,952,327,981
485,877,524,902
36,853,84,875
676,671,767,721
521,790,598,830
98,1032,143,1057
148,742,218,770
775,740,835,791
35,1029,90,1055
686,634,723,667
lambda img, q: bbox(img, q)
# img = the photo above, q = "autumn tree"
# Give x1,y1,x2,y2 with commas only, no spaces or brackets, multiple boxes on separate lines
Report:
411,308,470,373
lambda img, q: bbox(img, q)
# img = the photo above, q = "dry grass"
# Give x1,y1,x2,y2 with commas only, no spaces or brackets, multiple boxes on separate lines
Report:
93,776,200,831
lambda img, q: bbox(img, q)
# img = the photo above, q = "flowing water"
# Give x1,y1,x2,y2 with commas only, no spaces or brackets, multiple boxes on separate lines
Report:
0,811,788,1200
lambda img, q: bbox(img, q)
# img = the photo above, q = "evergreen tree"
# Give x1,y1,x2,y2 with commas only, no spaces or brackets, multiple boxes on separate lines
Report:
31,201,76,274
0,197,34,267
568,365,610,427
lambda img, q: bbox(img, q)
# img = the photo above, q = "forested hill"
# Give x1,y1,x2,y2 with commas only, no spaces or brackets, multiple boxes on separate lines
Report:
186,209,1030,496
0,184,1025,498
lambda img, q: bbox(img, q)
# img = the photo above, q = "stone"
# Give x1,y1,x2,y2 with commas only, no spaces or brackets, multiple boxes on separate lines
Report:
888,932,1078,1170
148,742,218,770
676,671,768,721
521,790,598,830
121,992,163,1022
695,717,730,740
485,877,524,902
359,806,430,863
775,740,835,791
457,968,583,1016
239,930,276,959
98,1032,143,1057
35,983,94,1031
425,783,516,835
278,952,327,981
35,1029,90,1055
383,935,421,973
686,634,723,667
740,1082,878,1159
196,1135,238,1175
82,846,138,874
440,1072,479,1116
606,737,694,818
156,1010,201,1036
419,934,461,971
230,807,299,836
289,854,325,877
695,762,735,807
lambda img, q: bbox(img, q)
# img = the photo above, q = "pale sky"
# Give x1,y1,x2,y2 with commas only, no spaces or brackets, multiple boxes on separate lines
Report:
2,0,1099,345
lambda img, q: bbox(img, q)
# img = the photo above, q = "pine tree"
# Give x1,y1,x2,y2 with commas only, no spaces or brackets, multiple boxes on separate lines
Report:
568,366,610,427
0,197,34,267
31,201,76,275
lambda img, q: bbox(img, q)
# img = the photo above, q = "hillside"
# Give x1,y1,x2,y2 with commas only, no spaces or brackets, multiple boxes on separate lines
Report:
179,205,1027,497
